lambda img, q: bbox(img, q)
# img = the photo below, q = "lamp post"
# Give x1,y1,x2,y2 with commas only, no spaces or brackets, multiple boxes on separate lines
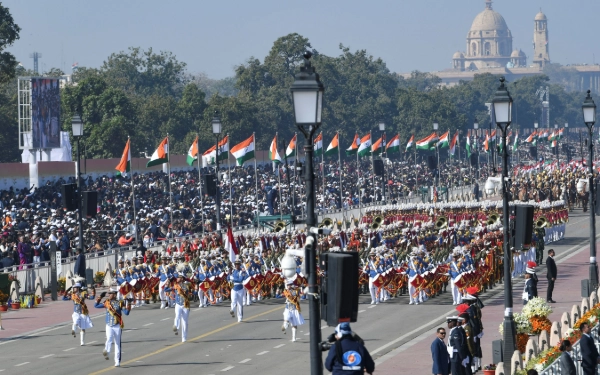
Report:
493,77,516,365
290,51,324,375
583,90,598,291
534,122,539,162
554,123,559,166
212,111,222,232
565,123,569,163
474,122,479,180
71,114,84,253
378,120,386,201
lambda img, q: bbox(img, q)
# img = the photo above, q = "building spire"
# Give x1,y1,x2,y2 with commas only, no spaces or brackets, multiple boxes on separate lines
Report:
486,0,493,10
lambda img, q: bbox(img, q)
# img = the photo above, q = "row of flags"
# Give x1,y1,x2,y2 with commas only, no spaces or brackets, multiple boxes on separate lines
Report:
115,127,567,175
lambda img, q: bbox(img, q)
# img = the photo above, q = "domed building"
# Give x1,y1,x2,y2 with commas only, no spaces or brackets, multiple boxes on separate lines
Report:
452,0,521,71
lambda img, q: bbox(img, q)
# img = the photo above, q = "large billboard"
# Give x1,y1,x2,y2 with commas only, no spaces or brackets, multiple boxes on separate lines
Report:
31,78,61,149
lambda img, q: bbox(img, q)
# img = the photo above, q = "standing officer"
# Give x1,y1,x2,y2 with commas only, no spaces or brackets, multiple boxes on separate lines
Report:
447,316,466,375
546,249,557,303
431,327,450,375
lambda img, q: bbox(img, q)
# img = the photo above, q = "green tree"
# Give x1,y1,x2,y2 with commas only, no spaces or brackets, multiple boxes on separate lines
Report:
0,4,20,84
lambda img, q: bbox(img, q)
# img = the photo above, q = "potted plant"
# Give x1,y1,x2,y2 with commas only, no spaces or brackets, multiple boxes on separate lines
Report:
9,298,20,310
483,364,496,375
0,290,8,312
94,271,105,287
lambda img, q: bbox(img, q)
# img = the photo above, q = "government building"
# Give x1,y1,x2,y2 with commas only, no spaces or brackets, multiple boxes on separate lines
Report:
400,0,600,93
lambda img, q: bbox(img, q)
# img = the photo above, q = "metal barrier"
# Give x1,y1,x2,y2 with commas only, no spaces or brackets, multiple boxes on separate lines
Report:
540,324,600,374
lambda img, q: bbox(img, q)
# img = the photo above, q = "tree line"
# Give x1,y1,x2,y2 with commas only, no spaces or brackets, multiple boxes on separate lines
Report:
0,24,593,163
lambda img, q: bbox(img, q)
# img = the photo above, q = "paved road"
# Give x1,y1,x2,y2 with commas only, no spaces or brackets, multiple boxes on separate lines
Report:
0,210,594,375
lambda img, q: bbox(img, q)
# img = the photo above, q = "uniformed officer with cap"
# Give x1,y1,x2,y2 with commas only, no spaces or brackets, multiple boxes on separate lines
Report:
324,322,375,375
94,288,131,368
228,259,248,322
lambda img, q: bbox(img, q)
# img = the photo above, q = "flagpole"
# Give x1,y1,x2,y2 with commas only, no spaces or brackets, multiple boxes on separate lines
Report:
357,130,361,216
338,131,343,219
283,137,292,219
254,132,259,234
370,130,374,202
196,135,205,235
293,132,297,219
414,138,417,198
277,133,283,221
129,136,139,247
321,133,325,204
167,133,173,227
227,134,233,229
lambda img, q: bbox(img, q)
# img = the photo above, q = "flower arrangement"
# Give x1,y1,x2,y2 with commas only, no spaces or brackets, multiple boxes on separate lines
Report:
499,312,529,335
8,274,20,288
483,363,496,371
57,277,66,292
0,290,8,305
522,297,552,319
530,315,552,335
94,271,105,284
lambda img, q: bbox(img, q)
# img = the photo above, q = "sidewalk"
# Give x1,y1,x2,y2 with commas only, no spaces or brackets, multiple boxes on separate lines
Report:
374,242,592,374
0,289,109,340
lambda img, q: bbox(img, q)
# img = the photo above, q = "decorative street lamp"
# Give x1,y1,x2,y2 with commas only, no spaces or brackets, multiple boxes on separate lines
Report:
71,114,84,253
378,120,386,201
290,51,324,375
212,111,222,231
492,77,516,366
583,90,598,291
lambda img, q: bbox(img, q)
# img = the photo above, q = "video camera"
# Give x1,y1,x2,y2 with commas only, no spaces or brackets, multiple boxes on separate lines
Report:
318,331,365,352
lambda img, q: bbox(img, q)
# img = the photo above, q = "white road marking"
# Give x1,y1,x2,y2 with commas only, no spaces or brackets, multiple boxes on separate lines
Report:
63,348,75,352
256,351,269,356
87,341,97,344
14,362,30,367
358,310,366,313
368,305,376,309
304,333,310,336
161,318,170,321
239,359,251,363
273,344,285,348
143,323,154,326
39,354,54,359
221,366,235,371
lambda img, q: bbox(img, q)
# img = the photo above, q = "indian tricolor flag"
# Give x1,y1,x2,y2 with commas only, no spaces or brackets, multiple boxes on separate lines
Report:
269,134,282,164
357,133,371,157
325,133,339,157
313,132,323,156
449,132,458,156
346,133,359,156
186,136,199,166
416,133,438,150
371,136,384,155
405,134,414,152
465,131,472,157
525,130,537,143
146,137,169,167
202,135,229,167
513,131,519,152
438,131,450,148
286,134,297,158
386,134,400,153
230,134,255,166
116,138,131,176
483,132,490,153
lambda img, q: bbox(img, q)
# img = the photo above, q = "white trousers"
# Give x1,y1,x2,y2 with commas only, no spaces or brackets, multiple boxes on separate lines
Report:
368,278,378,303
174,304,189,342
231,288,244,321
197,290,208,306
159,280,168,306
105,324,122,366
450,278,461,304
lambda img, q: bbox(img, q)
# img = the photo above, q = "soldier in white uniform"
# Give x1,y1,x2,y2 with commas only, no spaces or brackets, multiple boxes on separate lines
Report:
63,282,94,346
94,288,131,368
281,279,305,342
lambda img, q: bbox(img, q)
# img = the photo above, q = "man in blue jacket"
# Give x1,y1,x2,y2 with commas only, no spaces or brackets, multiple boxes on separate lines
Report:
431,327,450,375
580,322,600,375
325,322,375,375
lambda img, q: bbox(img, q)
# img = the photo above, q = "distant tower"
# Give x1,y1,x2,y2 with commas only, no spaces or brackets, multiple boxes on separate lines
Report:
29,52,42,74
533,10,550,68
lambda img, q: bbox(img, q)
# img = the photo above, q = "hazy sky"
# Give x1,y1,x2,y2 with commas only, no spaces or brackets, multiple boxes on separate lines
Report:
3,0,600,79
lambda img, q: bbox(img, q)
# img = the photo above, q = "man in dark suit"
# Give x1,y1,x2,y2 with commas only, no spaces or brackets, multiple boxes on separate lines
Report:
546,249,557,303
580,322,600,375
431,327,449,375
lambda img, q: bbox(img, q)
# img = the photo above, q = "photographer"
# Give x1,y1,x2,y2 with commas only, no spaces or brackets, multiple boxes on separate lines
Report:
324,322,375,375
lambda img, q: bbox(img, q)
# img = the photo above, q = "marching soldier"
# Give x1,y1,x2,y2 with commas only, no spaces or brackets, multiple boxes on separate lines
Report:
165,271,193,342
63,281,94,346
228,259,248,322
94,288,131,368
281,278,305,342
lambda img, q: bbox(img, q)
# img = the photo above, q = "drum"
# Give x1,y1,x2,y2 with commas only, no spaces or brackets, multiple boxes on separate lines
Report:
130,279,143,293
147,276,160,291
372,274,384,289
263,270,274,284
198,279,213,292
243,277,258,292
453,274,466,289
119,281,132,296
